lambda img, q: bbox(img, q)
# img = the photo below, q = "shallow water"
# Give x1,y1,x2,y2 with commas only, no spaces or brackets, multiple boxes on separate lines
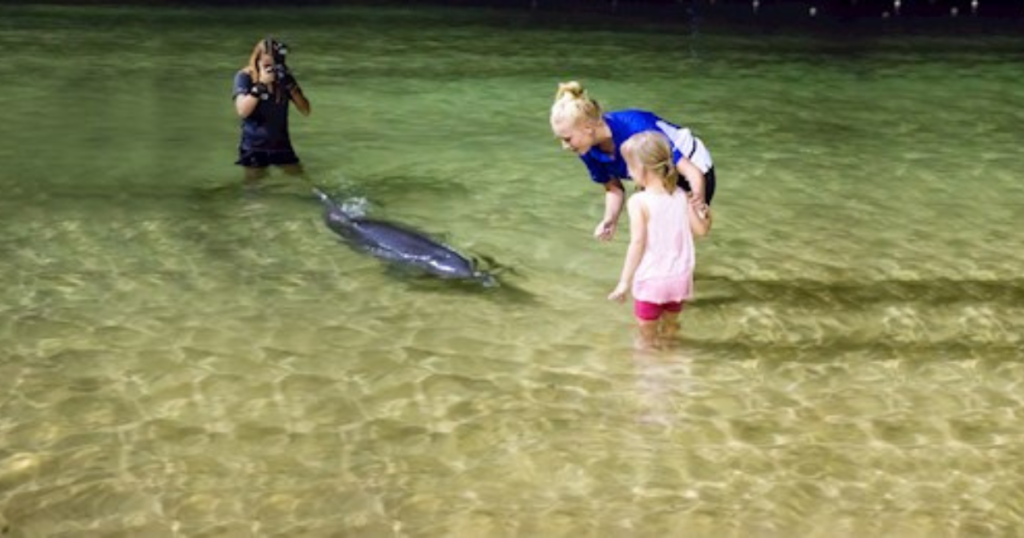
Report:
1,5,1023,536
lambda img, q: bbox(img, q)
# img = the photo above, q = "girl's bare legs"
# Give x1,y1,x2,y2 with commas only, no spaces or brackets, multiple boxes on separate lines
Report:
636,319,659,350
660,312,681,341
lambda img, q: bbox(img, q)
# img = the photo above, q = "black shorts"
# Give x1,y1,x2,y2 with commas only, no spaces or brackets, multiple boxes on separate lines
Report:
235,148,300,168
677,166,716,205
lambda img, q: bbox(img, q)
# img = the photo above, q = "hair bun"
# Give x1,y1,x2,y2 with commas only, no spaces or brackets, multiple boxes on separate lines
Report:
555,81,585,100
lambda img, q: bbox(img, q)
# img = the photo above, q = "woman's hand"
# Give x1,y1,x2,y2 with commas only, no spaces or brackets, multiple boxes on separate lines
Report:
687,192,712,236
594,218,617,241
258,64,277,85
689,193,709,220
608,281,629,302
279,73,298,93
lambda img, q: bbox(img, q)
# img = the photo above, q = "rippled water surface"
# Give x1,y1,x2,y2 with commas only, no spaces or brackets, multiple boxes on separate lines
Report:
1,5,1023,536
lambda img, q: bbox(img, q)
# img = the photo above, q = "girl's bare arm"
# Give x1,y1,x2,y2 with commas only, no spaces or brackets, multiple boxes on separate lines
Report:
618,195,648,286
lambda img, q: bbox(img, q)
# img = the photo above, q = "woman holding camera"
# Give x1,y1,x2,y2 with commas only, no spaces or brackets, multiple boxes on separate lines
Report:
232,37,311,181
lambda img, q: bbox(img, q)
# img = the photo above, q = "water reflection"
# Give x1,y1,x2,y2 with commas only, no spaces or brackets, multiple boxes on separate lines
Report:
631,343,698,429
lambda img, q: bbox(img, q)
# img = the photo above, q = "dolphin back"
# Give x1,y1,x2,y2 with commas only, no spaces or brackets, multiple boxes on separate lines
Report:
314,188,485,282
349,218,478,279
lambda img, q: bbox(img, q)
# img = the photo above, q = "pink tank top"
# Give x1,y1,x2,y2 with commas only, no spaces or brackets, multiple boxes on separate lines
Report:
632,189,695,304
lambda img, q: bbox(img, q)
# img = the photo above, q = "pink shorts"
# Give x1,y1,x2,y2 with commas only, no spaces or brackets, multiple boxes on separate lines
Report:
634,299,683,321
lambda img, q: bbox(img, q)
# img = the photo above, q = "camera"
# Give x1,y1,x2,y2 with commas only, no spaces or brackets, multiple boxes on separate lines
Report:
264,36,289,65
262,37,295,90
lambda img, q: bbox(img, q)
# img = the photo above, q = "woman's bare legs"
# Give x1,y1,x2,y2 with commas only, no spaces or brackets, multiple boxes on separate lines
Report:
243,166,268,190
280,163,305,178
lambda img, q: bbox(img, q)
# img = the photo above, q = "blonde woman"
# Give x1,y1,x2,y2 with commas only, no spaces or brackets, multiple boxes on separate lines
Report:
232,37,311,181
550,81,714,241
608,131,710,346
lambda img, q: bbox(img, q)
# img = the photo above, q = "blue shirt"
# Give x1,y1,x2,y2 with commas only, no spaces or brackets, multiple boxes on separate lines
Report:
580,109,712,185
232,71,293,152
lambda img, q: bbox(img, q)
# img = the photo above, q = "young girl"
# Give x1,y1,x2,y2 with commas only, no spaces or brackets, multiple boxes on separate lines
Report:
608,131,711,346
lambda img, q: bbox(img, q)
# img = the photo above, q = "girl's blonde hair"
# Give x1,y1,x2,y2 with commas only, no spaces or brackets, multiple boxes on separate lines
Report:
550,81,603,126
622,131,679,192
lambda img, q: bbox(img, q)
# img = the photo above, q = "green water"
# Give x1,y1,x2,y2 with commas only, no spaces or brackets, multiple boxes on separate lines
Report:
2,5,1023,536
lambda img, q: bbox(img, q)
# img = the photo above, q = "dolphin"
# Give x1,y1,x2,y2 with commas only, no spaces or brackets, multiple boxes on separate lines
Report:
314,188,497,286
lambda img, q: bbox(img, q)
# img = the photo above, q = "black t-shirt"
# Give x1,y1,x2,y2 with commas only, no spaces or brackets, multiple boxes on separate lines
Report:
232,70,293,152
